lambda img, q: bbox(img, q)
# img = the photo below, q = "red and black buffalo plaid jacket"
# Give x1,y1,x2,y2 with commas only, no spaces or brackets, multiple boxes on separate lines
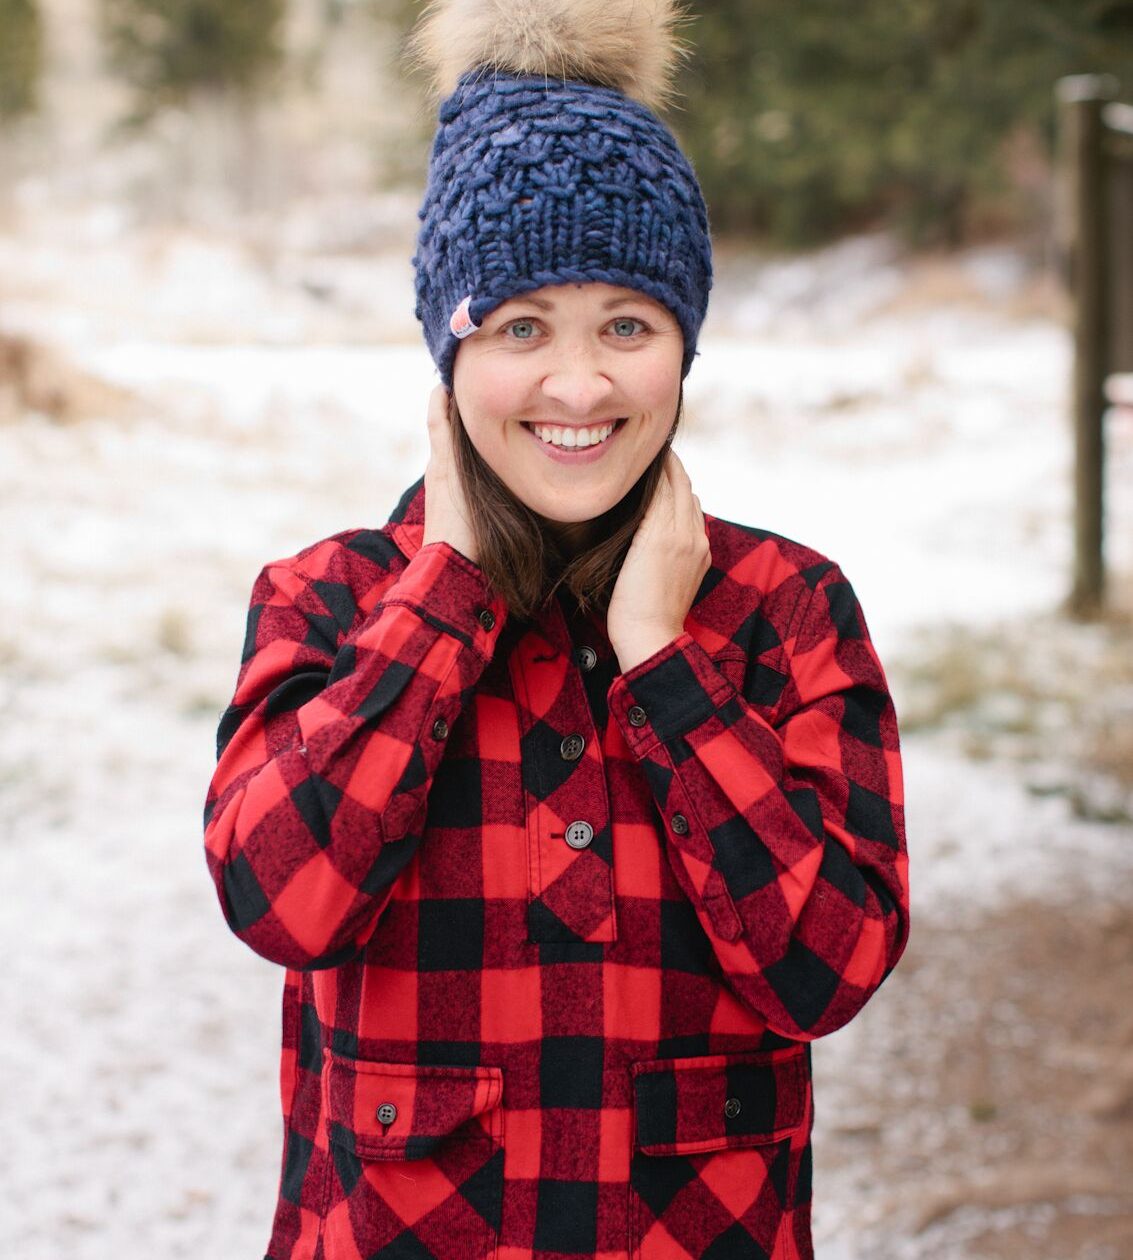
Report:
204,476,909,1260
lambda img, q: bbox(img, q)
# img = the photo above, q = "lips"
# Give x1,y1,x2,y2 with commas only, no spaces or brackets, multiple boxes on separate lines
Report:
521,417,628,462
521,417,628,444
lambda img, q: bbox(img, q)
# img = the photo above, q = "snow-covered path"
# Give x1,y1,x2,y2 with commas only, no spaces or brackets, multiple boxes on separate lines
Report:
3,218,1132,1257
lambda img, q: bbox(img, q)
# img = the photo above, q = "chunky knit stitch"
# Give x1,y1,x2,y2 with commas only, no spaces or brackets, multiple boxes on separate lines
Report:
413,71,713,385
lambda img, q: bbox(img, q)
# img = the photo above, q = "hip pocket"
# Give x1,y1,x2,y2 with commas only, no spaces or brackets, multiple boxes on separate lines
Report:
629,1047,809,1259
320,1051,504,1260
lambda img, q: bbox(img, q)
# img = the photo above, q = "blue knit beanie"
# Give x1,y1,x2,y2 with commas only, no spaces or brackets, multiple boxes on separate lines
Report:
411,6,712,387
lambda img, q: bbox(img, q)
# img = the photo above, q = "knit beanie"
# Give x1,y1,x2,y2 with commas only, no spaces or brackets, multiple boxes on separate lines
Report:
409,0,713,387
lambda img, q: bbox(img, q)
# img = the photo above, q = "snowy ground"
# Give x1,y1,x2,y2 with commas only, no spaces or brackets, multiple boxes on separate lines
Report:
3,201,1133,1258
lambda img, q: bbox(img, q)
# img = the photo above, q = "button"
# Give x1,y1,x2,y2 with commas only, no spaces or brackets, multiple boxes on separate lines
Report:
376,1102,397,1125
560,733,585,761
671,813,689,835
724,1097,741,1119
431,718,449,740
628,706,647,727
564,821,594,849
576,646,598,672
478,609,496,630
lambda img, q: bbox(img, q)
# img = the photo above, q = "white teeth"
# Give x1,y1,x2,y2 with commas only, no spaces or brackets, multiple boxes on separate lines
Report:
529,421,617,448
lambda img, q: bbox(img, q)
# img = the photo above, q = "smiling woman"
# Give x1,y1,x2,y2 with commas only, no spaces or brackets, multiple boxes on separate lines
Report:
203,3,910,1258
443,282,687,611
456,285,682,494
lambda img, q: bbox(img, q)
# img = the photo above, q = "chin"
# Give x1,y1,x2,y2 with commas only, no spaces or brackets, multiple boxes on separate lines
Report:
532,493,621,526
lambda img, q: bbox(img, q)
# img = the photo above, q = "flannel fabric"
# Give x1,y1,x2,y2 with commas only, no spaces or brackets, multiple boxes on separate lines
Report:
204,476,909,1260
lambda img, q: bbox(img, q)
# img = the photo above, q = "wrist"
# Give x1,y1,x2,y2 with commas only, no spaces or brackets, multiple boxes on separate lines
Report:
613,626,683,673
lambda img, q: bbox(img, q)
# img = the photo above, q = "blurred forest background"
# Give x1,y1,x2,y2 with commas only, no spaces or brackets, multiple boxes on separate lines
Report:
3,3,1133,1259
2,0,1133,239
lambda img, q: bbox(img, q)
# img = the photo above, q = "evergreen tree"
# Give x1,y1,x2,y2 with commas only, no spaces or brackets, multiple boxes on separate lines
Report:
0,0,42,122
100,0,286,117
673,0,1133,246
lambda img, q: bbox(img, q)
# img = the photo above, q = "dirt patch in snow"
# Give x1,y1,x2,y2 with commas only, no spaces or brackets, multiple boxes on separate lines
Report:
817,890,1133,1258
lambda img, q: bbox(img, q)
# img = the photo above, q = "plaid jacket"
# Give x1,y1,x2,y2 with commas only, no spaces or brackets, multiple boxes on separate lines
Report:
204,477,909,1260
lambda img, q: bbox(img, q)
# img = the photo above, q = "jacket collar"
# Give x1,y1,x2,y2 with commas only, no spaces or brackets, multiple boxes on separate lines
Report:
385,476,611,648
387,477,427,561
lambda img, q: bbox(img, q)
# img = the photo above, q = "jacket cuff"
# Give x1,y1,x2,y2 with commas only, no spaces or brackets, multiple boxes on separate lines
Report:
355,541,507,659
608,633,737,754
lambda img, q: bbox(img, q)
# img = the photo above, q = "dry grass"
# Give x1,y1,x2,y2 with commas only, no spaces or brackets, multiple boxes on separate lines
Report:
873,249,1070,323
895,601,1133,819
0,332,136,424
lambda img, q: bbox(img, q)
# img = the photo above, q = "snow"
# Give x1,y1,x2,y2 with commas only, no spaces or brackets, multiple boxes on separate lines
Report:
3,202,1132,1257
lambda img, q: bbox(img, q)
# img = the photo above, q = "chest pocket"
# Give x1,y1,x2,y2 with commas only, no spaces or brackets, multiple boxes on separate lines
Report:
629,1047,810,1259
320,1052,505,1259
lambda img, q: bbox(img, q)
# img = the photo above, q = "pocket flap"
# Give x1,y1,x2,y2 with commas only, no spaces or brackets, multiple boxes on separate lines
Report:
631,1047,807,1156
324,1052,504,1161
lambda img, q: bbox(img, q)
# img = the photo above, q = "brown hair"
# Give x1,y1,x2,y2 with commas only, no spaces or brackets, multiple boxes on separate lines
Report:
448,391,682,622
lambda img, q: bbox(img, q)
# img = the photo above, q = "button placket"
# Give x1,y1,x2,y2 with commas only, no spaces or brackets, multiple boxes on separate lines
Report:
510,595,615,941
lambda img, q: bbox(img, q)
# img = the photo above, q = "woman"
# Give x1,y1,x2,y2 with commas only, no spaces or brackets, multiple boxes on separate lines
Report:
203,3,910,1257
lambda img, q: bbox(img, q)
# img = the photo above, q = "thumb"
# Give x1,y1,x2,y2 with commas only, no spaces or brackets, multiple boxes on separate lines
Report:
426,384,450,454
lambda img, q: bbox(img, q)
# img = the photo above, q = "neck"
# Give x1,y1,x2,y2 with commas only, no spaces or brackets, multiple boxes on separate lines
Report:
544,518,600,558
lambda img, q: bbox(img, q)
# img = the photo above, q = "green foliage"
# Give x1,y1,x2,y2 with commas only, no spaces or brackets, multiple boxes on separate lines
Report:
100,0,286,116
673,0,1133,246
0,0,42,122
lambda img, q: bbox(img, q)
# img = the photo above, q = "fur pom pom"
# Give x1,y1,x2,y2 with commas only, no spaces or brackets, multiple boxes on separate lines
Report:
408,0,687,110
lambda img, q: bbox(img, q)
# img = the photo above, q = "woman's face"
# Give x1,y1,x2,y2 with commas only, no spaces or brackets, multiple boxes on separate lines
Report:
451,282,684,547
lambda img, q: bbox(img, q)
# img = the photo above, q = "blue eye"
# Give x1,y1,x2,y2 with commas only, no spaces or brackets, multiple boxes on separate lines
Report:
611,317,645,337
506,320,537,339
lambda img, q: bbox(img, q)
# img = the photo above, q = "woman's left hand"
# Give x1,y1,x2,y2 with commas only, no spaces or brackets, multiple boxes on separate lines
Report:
607,448,711,673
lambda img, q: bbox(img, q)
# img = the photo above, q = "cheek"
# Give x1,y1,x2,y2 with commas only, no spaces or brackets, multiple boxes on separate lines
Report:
632,357,681,426
453,356,529,435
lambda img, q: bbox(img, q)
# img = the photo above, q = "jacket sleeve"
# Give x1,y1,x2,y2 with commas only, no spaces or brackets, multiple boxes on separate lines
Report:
203,541,506,970
606,562,909,1040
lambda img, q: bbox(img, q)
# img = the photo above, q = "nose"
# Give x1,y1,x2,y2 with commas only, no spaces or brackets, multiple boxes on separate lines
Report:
540,350,614,415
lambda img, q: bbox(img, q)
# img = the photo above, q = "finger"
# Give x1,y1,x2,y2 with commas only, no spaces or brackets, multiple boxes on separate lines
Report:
663,453,698,522
693,495,708,542
666,447,693,486
426,385,449,449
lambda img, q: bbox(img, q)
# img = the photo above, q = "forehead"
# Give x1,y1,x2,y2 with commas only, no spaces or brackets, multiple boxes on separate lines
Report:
491,283,673,319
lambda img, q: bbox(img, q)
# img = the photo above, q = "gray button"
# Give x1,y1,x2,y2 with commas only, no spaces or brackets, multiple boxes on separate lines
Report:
628,706,647,727
671,813,690,835
564,821,594,849
478,608,496,630
376,1102,397,1125
724,1097,741,1119
576,646,598,672
431,717,449,740
560,733,585,761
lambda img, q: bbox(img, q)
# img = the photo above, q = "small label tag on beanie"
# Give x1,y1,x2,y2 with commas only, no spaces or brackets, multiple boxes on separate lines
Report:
450,296,481,339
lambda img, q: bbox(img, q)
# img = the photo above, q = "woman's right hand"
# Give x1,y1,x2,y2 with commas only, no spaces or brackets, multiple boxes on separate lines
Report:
422,384,479,563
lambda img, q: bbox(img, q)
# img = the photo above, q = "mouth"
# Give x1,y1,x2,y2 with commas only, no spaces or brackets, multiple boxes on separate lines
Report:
520,417,629,454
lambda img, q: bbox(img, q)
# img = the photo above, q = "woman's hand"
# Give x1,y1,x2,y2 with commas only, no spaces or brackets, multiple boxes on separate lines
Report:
607,448,711,673
422,384,479,564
